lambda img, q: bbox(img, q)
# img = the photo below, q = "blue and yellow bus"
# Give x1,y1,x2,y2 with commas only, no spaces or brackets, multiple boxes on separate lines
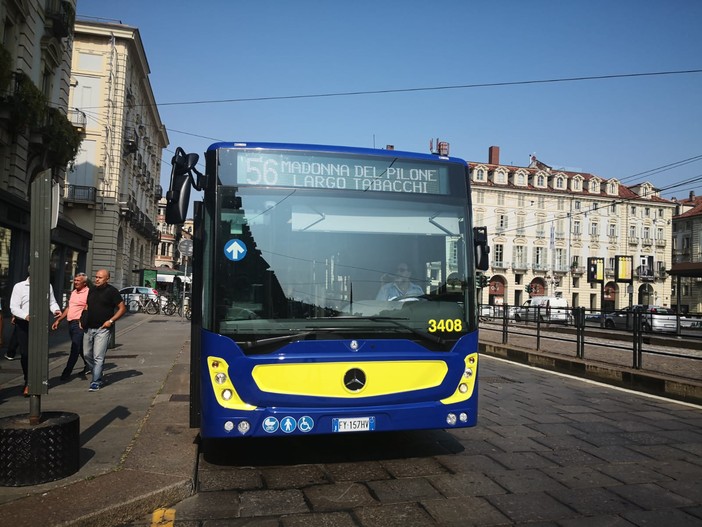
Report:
165,142,489,439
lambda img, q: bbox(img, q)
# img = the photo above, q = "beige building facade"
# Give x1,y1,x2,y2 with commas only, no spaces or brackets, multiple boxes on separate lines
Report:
471,146,676,312
670,193,702,313
65,19,167,287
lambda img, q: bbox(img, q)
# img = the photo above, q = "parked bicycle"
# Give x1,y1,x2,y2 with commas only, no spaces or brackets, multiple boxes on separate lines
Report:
127,294,160,315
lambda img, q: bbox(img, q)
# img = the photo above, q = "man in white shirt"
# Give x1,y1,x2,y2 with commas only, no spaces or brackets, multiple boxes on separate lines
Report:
10,269,61,396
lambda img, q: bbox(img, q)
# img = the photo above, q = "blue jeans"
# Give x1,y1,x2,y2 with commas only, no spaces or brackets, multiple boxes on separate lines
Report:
63,320,87,376
83,327,110,384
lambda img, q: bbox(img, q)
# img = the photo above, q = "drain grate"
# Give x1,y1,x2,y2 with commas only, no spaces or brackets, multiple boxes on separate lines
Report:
149,320,169,323
169,394,189,402
108,354,138,359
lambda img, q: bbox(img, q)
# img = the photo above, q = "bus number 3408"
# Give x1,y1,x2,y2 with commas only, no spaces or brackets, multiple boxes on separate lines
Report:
427,319,463,333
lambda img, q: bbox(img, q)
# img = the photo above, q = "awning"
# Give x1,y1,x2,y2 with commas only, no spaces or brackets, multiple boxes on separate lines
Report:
157,273,191,284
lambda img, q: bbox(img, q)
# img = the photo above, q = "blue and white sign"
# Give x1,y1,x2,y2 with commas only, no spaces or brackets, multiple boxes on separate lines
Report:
224,239,247,261
281,416,297,434
262,416,279,434
297,416,314,433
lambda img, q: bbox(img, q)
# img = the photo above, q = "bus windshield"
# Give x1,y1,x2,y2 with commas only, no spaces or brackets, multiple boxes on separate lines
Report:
212,179,475,349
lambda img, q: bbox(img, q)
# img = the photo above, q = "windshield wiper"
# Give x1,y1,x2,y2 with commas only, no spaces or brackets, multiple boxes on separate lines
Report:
333,316,447,346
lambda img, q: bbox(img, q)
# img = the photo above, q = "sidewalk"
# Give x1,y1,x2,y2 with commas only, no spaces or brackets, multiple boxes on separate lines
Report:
0,314,198,527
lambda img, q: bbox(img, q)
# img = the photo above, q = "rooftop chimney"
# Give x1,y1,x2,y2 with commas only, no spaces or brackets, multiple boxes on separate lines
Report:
488,146,500,165
690,191,696,200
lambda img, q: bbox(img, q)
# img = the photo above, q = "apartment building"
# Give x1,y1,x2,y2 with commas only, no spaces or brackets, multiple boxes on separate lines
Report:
65,19,168,287
670,192,702,313
0,0,92,304
471,146,676,312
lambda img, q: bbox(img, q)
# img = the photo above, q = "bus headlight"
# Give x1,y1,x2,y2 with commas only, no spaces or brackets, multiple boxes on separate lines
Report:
446,413,457,426
215,372,227,384
463,368,474,378
224,420,234,432
222,389,233,400
459,413,468,423
458,383,468,393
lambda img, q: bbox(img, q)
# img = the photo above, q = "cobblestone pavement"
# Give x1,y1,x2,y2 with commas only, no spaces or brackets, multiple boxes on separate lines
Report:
123,354,702,526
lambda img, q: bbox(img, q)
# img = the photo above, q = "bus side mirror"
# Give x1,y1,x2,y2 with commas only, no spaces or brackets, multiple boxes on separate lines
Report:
473,226,490,272
165,148,199,225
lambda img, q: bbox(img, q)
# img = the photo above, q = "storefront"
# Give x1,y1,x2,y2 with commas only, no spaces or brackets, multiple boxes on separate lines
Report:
0,189,92,311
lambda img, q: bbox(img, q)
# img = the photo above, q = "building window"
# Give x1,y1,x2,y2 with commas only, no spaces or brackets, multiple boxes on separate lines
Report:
556,177,564,189
573,220,581,235
497,193,505,206
475,190,484,204
574,200,581,211
608,223,617,237
537,175,545,187
572,179,581,191
475,168,485,181
498,214,508,231
494,244,504,266
517,174,525,185
629,225,637,238
534,247,546,269
590,222,599,236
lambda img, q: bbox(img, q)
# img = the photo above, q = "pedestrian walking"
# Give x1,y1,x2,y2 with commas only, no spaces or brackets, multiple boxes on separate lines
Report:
82,269,126,392
9,269,62,396
3,318,19,360
52,272,90,380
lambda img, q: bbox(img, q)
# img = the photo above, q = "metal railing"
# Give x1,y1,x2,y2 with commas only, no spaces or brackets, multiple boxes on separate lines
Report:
478,304,701,375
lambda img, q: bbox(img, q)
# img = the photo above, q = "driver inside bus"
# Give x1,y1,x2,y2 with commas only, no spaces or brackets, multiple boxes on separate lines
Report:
376,263,424,301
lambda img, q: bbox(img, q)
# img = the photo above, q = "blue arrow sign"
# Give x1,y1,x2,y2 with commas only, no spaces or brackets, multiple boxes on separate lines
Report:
224,239,247,261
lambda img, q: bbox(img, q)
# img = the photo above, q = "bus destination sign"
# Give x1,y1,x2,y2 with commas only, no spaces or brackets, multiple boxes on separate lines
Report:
229,151,451,195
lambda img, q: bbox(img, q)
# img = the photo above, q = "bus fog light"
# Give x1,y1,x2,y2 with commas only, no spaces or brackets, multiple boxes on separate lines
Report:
463,368,473,378
446,413,457,426
468,356,476,365
459,412,468,422
224,420,234,432
222,389,233,400
458,383,468,393
237,421,251,434
215,372,227,384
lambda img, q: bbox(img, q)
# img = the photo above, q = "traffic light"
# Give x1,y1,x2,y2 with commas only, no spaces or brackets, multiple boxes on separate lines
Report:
524,284,533,294
475,274,489,289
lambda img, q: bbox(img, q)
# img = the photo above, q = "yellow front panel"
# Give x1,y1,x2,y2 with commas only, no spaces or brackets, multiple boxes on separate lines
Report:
252,361,448,398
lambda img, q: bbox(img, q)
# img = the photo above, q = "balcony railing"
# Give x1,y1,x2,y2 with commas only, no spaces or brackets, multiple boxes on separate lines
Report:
64,184,96,204
68,108,86,132
512,261,529,271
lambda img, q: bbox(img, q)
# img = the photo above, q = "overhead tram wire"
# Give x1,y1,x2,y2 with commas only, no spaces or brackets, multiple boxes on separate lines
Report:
480,171,702,236
74,68,702,113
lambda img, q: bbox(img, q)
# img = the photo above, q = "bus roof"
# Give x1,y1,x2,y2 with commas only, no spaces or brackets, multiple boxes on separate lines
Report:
207,142,468,165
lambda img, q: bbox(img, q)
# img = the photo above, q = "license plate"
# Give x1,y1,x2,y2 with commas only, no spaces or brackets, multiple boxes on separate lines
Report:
332,416,375,433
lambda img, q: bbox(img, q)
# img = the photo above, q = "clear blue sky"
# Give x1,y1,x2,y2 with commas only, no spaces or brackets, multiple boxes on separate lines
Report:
78,0,702,202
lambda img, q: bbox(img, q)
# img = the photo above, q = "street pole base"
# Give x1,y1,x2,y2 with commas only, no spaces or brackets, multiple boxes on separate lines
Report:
0,412,80,486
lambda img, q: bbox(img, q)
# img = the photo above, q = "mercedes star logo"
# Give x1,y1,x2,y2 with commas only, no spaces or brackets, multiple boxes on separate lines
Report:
344,368,366,392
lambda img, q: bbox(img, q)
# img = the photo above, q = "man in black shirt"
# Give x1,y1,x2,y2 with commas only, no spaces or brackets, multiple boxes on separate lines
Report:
82,269,126,391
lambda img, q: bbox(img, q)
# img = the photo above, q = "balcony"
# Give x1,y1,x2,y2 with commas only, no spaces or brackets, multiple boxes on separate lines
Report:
628,236,639,246
656,239,666,248
512,261,529,271
491,260,507,270
124,127,138,155
64,184,96,205
642,238,653,246
46,0,75,39
68,108,86,134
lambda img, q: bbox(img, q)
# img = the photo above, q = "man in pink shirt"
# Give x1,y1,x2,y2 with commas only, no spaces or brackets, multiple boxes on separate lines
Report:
52,273,90,380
